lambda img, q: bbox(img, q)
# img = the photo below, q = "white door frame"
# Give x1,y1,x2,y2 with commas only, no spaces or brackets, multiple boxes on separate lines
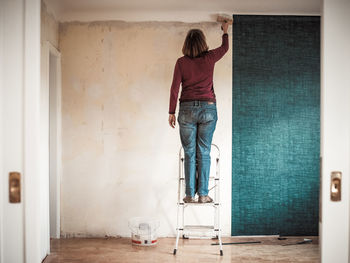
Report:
44,40,62,239
23,0,42,262
0,2,4,262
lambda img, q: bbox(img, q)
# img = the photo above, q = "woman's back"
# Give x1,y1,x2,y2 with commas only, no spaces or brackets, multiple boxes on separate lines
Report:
169,33,229,114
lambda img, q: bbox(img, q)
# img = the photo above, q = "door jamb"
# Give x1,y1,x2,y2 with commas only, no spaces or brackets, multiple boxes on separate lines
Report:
23,0,42,261
44,40,62,239
0,1,4,261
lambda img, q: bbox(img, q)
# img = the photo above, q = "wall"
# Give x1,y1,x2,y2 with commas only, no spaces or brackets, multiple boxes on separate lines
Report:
41,1,59,48
59,21,232,237
44,0,321,23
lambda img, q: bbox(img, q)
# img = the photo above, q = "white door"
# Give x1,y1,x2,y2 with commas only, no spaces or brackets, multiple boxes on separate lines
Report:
321,0,350,262
0,0,42,262
0,1,25,262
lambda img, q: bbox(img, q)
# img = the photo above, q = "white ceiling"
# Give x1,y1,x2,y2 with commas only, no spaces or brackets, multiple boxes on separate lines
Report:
44,0,321,22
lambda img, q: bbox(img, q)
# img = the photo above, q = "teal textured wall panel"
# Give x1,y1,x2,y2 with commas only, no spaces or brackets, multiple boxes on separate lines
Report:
232,15,320,236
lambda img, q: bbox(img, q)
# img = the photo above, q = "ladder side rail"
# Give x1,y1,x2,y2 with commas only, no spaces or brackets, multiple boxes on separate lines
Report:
216,152,223,255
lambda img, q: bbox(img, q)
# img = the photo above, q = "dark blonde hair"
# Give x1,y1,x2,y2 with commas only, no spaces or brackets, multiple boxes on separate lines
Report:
182,29,209,58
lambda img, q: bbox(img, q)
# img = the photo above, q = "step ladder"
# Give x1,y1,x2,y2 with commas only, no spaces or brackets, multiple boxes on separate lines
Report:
173,144,223,256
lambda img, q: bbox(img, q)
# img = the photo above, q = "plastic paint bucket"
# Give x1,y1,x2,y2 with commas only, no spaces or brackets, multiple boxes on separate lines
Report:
128,217,160,246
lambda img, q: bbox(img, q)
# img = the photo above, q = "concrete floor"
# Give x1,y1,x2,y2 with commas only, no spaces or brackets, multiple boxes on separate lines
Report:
44,236,319,263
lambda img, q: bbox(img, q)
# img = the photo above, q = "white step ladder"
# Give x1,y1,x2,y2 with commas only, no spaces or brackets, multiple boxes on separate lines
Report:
173,144,223,256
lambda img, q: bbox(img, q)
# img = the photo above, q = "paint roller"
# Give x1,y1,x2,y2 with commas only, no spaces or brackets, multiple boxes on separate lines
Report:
217,14,233,31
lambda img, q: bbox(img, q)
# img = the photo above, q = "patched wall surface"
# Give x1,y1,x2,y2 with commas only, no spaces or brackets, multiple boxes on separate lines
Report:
59,21,232,237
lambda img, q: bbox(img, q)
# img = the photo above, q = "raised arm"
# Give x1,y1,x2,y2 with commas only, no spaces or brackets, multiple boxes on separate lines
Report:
208,33,229,63
208,21,229,63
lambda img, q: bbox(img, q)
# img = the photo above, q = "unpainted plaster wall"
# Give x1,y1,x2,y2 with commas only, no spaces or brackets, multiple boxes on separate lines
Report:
41,1,59,48
59,21,232,237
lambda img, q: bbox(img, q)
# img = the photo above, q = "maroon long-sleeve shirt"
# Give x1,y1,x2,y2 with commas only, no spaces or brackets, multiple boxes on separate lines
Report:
168,33,229,114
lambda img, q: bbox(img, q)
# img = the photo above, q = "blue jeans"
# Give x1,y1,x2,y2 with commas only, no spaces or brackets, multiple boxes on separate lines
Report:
178,101,218,197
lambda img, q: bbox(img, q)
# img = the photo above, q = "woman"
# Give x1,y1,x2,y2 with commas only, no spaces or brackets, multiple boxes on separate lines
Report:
168,22,229,203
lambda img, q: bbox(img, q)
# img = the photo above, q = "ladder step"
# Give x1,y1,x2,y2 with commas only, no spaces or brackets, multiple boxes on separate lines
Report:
179,177,220,180
182,234,215,239
179,202,220,206
184,225,215,231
